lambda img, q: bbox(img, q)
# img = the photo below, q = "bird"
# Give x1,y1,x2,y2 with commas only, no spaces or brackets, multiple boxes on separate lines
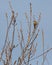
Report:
11,10,16,25
11,11,15,21
33,20,38,29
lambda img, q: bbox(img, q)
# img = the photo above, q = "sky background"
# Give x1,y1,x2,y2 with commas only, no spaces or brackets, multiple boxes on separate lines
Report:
0,0,52,65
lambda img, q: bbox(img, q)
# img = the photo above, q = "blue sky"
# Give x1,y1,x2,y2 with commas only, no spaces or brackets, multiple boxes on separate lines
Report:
0,0,52,65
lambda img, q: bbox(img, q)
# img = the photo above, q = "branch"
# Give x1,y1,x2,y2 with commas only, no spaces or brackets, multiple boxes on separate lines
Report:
30,48,52,61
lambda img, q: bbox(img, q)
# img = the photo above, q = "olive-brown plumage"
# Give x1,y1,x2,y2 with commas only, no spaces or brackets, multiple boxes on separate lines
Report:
33,20,38,29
